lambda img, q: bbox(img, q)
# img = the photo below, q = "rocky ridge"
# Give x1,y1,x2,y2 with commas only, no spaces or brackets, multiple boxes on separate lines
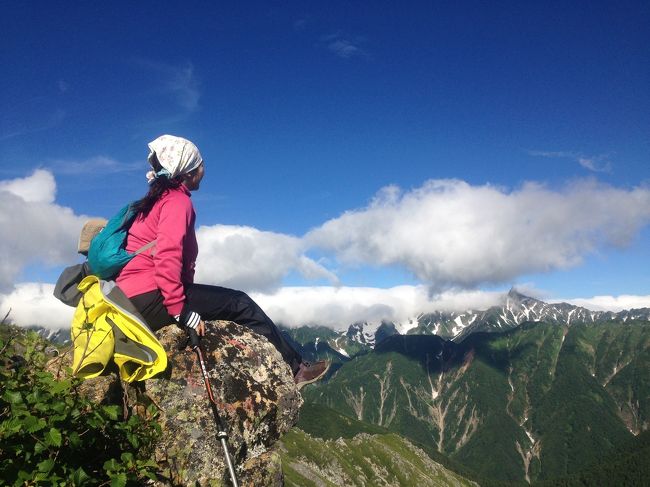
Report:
288,289,650,360
50,320,302,486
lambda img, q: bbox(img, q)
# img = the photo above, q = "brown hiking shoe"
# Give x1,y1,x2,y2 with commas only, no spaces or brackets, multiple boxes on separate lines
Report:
294,360,331,390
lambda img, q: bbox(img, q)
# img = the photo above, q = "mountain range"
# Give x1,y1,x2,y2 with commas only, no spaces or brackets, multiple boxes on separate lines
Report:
280,289,650,484
281,289,650,362
296,319,649,483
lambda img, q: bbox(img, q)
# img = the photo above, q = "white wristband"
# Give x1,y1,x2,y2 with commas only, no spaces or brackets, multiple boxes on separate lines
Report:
175,311,201,329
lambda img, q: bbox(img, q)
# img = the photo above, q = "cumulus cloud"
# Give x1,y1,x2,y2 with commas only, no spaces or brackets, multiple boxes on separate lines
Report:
0,170,86,292
253,286,507,329
5,281,650,331
559,294,650,312
195,224,338,292
3,169,650,331
0,283,74,330
0,169,57,203
254,286,650,329
306,179,650,290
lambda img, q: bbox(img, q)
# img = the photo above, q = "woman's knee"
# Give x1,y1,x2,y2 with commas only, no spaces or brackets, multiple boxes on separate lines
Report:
231,291,272,323
231,289,253,305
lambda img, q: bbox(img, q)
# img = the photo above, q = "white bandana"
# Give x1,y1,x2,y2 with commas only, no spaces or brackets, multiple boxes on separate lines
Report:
146,134,203,183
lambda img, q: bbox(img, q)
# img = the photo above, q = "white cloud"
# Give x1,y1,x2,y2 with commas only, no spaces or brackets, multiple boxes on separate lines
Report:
2,169,650,331
195,224,338,293
529,150,612,173
4,280,650,331
0,283,74,330
252,285,505,329
322,33,368,59
135,59,201,112
558,294,650,312
0,169,56,203
0,170,86,292
307,179,650,290
166,63,200,112
254,286,650,330
48,156,141,175
577,157,611,173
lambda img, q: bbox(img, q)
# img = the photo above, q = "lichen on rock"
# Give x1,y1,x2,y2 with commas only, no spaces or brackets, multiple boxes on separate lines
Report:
146,321,302,486
51,320,303,486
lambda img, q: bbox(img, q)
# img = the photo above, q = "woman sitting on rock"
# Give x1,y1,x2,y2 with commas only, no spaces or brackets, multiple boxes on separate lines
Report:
116,134,329,389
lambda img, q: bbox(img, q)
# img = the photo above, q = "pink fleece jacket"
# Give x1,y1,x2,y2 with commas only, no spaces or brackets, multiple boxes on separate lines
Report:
117,185,198,316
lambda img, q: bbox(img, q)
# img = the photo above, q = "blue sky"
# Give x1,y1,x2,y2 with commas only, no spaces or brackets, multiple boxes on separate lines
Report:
1,1,649,329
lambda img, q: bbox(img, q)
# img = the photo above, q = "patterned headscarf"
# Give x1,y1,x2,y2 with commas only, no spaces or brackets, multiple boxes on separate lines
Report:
146,135,203,183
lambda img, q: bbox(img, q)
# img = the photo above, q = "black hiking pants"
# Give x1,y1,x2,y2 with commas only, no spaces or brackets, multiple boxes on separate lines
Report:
129,284,302,374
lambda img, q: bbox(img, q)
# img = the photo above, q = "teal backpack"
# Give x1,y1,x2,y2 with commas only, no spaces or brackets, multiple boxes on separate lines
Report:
87,203,156,279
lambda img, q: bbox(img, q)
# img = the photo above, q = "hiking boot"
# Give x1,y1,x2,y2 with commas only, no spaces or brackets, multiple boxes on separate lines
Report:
294,360,331,390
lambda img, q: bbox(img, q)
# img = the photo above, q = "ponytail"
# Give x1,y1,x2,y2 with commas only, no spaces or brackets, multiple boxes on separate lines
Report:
131,176,184,217
132,153,184,217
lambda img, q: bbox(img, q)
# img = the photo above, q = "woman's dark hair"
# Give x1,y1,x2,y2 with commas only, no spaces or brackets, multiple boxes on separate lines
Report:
131,154,184,217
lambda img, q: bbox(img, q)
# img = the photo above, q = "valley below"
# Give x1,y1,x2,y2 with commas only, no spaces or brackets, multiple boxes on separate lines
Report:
282,291,650,485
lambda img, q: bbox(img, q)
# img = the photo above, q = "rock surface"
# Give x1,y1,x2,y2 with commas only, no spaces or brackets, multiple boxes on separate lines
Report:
51,320,302,486
146,321,302,486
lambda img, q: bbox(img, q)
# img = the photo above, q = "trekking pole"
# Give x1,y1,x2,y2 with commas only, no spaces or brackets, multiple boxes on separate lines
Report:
186,328,240,487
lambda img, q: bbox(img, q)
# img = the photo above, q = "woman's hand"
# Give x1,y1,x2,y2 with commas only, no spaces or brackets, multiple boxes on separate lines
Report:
197,320,206,336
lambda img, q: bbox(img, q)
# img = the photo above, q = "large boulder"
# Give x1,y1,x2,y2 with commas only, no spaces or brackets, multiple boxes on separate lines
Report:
147,321,302,485
51,320,303,486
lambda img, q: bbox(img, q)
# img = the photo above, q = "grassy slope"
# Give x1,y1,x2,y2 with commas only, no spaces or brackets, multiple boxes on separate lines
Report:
533,430,650,487
301,321,649,483
280,428,478,487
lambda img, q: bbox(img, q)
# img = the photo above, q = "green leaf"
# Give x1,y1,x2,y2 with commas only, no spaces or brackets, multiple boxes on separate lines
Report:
37,458,55,473
24,414,47,433
45,427,62,447
17,470,32,482
50,400,66,413
50,379,73,394
68,431,82,448
110,473,127,487
2,390,22,404
126,432,139,448
1,417,24,434
143,470,159,481
103,458,119,473
34,441,46,455
102,404,119,421
72,467,90,486
120,451,135,466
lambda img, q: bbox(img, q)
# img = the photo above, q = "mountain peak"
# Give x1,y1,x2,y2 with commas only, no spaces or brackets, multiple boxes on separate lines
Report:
507,287,537,302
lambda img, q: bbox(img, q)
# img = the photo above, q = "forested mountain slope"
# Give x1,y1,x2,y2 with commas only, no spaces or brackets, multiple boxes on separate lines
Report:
303,321,649,483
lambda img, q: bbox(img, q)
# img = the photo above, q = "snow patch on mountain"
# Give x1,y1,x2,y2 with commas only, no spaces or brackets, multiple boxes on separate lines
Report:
334,288,650,350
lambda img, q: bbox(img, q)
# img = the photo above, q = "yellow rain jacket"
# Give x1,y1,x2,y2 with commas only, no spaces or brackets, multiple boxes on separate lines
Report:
71,275,168,382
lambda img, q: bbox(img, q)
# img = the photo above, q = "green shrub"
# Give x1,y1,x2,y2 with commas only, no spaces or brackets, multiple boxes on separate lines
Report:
0,326,161,486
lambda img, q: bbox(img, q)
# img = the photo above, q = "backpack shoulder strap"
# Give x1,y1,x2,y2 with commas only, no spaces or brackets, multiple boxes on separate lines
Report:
133,240,157,255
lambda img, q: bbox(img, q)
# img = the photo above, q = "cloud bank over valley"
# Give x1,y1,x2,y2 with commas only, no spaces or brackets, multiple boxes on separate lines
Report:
1,170,650,329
